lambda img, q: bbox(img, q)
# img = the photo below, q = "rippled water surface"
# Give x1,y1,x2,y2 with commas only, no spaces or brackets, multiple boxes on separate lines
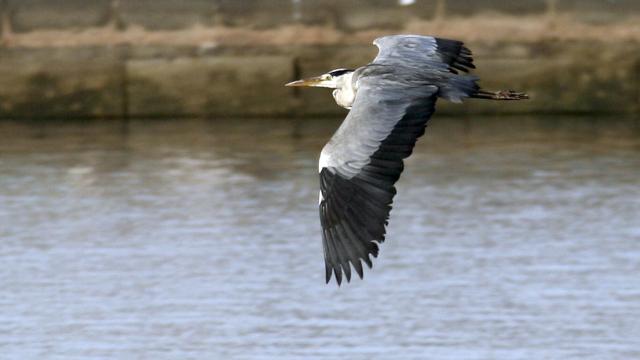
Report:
1,117,639,359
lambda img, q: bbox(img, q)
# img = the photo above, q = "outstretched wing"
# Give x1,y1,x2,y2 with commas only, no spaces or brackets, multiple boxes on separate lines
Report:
372,35,475,74
319,64,438,285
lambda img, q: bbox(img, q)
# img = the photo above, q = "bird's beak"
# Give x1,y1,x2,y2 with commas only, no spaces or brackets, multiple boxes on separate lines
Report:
285,76,323,87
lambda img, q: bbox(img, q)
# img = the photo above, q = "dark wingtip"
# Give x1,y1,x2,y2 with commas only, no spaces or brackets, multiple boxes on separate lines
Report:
343,263,351,283
327,262,365,284
325,263,332,284
370,242,380,257
334,267,343,286
354,259,364,279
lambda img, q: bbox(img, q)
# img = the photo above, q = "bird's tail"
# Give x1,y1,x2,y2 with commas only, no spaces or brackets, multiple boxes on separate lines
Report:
471,89,529,101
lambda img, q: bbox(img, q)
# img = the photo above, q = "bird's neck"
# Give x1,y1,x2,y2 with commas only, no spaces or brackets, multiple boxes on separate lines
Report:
332,72,356,109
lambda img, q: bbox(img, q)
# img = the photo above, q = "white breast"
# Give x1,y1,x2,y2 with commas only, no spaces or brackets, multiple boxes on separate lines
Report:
318,149,332,172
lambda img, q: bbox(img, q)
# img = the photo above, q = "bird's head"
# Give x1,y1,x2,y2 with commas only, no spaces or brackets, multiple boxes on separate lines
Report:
285,68,354,89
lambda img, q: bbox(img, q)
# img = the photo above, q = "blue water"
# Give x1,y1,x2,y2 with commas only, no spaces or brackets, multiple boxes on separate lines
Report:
1,117,639,359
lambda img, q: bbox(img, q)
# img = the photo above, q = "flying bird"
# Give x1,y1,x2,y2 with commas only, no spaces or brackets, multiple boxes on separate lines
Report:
286,35,528,285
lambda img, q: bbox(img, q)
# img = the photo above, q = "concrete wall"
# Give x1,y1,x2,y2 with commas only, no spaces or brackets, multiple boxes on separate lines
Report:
0,0,639,119
7,0,640,32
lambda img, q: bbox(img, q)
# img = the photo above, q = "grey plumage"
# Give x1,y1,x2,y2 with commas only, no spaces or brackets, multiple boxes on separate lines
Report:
286,34,528,285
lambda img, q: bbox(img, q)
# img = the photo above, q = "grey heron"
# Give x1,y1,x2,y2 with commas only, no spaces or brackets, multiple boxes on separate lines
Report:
286,35,528,285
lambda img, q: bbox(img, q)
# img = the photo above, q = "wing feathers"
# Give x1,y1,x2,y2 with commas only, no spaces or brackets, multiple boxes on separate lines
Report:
319,92,437,284
317,35,463,284
373,35,476,75
434,38,476,74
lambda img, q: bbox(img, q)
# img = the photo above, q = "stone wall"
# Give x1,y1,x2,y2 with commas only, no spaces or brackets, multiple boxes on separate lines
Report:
0,0,639,119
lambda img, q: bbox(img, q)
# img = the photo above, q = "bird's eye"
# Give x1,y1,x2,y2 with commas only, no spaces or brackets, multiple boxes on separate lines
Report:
323,74,332,80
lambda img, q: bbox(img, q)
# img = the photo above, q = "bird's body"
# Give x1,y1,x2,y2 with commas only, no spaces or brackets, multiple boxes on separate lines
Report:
286,35,528,285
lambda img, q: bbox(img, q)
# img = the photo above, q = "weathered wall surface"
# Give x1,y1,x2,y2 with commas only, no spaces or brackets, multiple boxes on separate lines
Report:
0,0,639,119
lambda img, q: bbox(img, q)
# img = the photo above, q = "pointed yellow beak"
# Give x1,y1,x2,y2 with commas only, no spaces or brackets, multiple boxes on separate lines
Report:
285,76,323,87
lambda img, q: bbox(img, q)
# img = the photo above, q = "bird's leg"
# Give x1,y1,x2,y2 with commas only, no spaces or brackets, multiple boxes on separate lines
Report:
472,89,529,100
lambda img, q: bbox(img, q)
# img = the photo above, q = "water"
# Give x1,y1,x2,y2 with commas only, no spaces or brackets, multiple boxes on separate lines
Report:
1,116,639,359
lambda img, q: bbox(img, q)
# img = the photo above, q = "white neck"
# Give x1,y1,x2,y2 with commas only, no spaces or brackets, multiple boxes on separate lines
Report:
332,72,356,109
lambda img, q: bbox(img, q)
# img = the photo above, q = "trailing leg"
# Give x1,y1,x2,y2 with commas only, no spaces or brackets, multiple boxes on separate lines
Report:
472,89,529,100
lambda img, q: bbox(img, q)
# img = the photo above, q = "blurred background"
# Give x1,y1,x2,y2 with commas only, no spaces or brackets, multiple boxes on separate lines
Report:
1,1,639,359
0,0,639,118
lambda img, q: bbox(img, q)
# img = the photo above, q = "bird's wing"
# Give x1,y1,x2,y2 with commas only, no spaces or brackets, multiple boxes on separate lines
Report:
319,67,438,285
372,35,475,74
